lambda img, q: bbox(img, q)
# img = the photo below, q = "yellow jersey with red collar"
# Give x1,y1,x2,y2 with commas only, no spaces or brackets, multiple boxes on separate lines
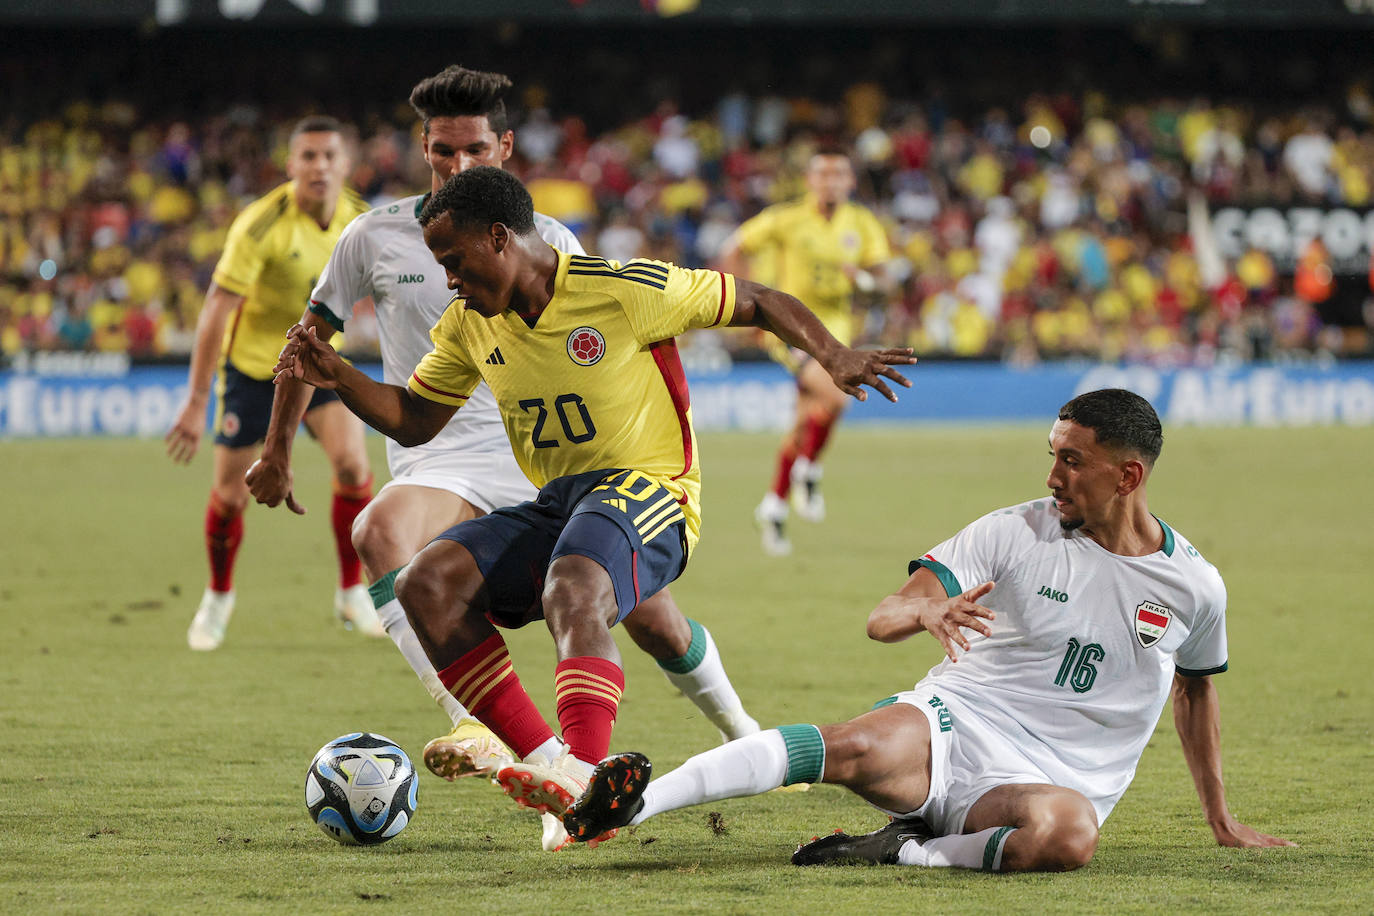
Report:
211,181,368,379
734,193,890,346
408,250,736,552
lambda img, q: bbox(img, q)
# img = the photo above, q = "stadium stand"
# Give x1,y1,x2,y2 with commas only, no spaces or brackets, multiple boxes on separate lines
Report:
2,27,1371,365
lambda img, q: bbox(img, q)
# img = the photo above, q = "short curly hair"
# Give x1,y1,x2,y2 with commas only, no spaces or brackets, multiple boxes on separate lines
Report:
418,166,534,235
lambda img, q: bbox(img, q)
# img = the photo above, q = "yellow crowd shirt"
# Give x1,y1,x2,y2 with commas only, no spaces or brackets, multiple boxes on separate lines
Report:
409,251,737,553
211,181,368,379
733,193,891,346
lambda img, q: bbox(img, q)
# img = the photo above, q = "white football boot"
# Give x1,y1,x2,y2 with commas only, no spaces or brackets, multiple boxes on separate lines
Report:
754,492,792,556
187,588,235,651
335,584,386,637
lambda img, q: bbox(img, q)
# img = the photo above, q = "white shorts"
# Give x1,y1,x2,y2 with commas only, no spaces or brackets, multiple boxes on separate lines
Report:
383,448,537,515
884,684,1052,835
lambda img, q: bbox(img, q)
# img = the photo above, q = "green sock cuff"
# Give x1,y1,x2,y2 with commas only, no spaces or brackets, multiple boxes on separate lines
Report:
777,723,825,785
983,826,1016,871
657,618,708,674
367,568,402,609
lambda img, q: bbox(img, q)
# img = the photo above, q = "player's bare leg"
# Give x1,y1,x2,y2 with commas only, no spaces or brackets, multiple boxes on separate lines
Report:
187,443,257,650
303,402,379,634
493,555,624,821
564,704,929,843
622,590,760,742
352,484,488,733
960,784,1099,872
397,539,560,779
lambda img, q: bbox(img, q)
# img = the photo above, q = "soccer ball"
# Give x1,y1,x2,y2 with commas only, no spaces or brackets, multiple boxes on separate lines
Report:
305,732,418,846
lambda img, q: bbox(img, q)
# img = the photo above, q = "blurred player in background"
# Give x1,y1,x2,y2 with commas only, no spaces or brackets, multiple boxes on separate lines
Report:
718,149,894,556
247,67,765,850
165,116,376,651
563,389,1294,869
271,165,914,843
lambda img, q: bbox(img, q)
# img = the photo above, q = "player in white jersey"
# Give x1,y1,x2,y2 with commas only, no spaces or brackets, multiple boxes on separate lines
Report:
246,65,761,850
562,389,1294,870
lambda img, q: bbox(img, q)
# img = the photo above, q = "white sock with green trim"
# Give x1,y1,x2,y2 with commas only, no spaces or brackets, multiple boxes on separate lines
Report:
370,569,470,727
896,825,1017,871
657,619,760,742
629,725,820,826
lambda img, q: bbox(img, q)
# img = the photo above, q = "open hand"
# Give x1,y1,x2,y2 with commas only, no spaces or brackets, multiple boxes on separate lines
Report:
274,324,345,390
918,581,996,662
824,346,916,402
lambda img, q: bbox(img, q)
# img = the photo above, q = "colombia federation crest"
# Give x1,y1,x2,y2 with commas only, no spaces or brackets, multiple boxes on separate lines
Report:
567,326,605,366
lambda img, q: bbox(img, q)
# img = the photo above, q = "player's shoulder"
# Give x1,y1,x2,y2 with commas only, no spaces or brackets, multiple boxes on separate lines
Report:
339,194,424,241
338,186,371,221
534,211,582,253
843,199,886,227
973,498,1063,540
371,193,427,222
762,198,813,224
564,254,674,293
1157,518,1226,599
229,182,294,242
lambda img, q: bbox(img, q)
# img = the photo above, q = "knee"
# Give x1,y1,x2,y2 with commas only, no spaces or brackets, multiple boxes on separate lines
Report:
1037,801,1099,871
620,592,690,660
395,561,452,637
542,556,616,632
816,722,880,784
210,486,249,516
350,503,399,571
333,461,370,489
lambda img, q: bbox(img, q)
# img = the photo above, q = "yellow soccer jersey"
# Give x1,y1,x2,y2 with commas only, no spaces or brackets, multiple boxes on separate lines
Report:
211,181,368,379
409,251,737,552
735,194,891,346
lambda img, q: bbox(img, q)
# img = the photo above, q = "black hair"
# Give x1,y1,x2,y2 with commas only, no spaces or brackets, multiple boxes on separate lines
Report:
1058,388,1163,465
289,115,343,140
409,65,513,135
418,166,534,235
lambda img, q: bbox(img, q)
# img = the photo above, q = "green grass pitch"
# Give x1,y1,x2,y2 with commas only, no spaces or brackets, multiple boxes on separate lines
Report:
2,425,1372,913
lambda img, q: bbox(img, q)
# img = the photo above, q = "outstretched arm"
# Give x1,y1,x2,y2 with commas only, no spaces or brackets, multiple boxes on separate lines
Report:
866,566,995,662
245,310,339,514
273,323,456,448
1172,673,1295,848
165,284,244,464
728,279,915,402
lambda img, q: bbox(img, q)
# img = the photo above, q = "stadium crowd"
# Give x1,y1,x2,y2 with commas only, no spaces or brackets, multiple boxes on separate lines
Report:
2,80,1372,365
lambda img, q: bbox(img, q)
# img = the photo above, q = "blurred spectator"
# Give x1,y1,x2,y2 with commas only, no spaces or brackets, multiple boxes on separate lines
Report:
2,53,1372,366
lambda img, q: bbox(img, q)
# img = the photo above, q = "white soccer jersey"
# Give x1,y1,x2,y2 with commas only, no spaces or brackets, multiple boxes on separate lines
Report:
309,194,584,483
912,497,1228,824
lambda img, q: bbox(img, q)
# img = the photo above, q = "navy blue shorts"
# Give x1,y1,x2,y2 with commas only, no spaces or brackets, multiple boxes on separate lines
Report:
214,360,340,448
434,468,688,629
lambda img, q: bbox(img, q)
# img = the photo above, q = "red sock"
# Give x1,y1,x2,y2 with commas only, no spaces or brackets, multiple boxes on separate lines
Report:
331,476,372,588
437,634,556,760
205,493,243,593
771,445,798,499
554,657,625,766
799,413,835,462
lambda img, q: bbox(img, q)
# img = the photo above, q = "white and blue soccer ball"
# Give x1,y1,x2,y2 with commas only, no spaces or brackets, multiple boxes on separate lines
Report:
305,732,418,846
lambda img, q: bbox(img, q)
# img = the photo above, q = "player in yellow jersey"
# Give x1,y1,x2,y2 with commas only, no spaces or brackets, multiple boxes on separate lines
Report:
272,166,914,831
718,149,894,556
165,116,377,651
